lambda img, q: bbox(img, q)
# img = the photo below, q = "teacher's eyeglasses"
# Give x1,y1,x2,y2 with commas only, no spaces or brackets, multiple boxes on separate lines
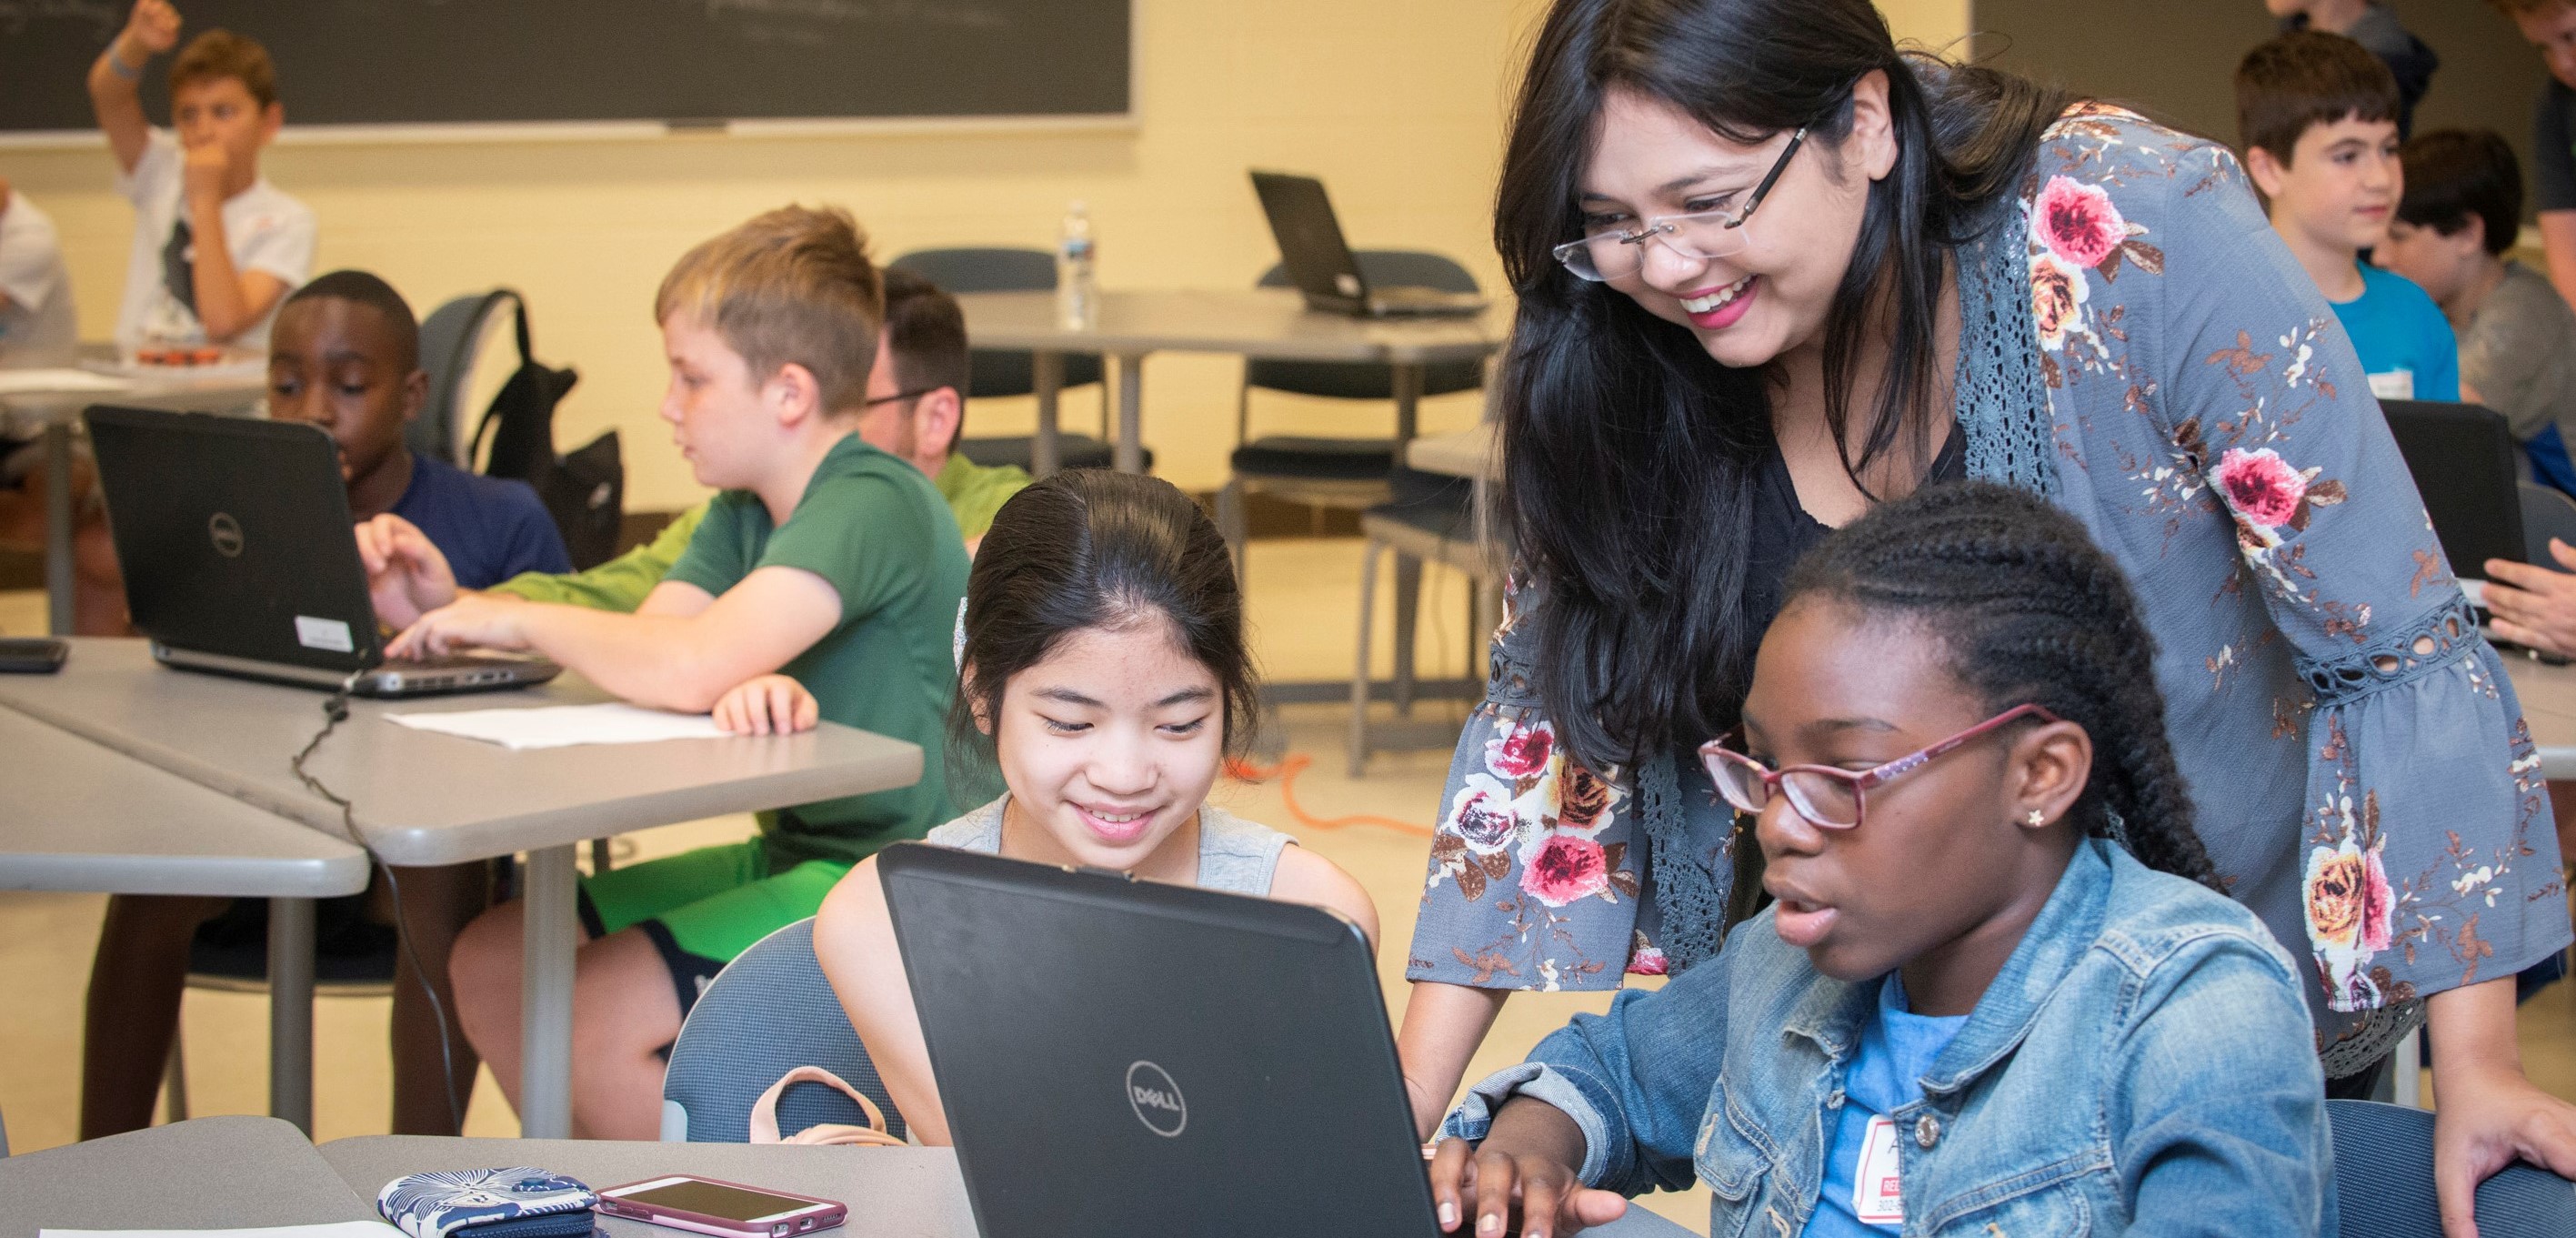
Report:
1552,126,1807,283
1696,704,2060,830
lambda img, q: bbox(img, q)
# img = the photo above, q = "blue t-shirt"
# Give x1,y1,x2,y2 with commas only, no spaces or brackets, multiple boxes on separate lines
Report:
388,450,571,589
2329,265,2459,404
1805,975,1968,1238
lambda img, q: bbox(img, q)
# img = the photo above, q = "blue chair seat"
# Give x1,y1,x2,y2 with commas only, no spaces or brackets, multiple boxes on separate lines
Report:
958,434,1151,474
661,918,904,1143
1229,437,1398,482
2328,1099,2572,1237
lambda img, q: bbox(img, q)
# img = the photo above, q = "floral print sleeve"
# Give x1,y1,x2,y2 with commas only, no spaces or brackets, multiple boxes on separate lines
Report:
1404,574,1676,991
2022,108,2571,1065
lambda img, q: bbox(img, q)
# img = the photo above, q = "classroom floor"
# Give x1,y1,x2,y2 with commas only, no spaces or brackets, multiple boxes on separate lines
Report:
5,540,2575,1228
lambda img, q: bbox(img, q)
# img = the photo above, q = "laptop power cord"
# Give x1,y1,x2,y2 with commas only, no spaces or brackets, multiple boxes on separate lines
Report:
291,670,469,1135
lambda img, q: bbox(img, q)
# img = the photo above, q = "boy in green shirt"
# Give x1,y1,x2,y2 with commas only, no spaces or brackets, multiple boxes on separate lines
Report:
406,206,970,1140
360,267,1027,619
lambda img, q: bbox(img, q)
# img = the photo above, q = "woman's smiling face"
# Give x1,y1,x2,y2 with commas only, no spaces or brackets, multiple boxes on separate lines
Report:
1573,75,1894,371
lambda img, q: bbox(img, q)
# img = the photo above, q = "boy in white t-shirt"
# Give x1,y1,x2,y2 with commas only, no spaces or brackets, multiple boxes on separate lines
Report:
85,1,314,355
0,179,77,368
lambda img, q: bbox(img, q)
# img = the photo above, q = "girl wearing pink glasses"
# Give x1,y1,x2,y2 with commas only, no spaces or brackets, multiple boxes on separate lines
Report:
1429,483,2330,1238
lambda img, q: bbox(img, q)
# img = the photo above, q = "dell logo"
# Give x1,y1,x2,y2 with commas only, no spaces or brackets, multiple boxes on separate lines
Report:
208,512,244,558
1125,1061,1187,1138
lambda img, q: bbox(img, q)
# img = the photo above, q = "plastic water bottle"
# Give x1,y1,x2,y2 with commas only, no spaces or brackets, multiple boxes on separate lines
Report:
1057,201,1097,330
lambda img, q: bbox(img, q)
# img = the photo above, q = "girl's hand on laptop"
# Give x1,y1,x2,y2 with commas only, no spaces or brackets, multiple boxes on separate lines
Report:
713,674,818,735
1428,1102,1627,1238
387,594,530,659
2482,538,2576,659
356,513,461,629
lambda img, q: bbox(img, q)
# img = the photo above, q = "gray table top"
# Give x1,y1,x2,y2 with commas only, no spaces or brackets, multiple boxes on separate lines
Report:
2501,651,2576,771
0,704,370,897
0,368,266,423
0,639,924,867
320,1135,1696,1238
0,1116,379,1235
954,288,1510,365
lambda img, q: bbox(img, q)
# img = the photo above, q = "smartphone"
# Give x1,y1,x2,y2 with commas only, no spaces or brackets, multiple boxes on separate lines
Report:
0,638,67,674
594,1175,846,1238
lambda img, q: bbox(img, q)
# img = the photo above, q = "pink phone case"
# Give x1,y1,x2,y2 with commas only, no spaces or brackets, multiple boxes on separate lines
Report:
594,1175,847,1238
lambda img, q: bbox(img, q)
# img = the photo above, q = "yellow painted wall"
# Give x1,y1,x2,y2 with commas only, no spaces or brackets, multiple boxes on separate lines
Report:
7,1,1971,510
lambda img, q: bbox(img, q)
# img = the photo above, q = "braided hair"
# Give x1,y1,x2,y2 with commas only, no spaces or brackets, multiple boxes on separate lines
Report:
1780,482,2222,890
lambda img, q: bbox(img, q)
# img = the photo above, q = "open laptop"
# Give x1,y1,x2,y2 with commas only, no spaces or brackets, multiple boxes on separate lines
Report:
1251,170,1488,318
85,405,561,697
879,843,1440,1237
2381,400,2526,602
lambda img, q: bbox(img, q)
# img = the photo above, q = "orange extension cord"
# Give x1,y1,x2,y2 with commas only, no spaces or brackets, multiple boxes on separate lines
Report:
1225,753,1435,838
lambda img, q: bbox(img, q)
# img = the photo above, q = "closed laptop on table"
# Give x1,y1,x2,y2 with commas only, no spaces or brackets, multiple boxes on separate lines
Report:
85,404,559,698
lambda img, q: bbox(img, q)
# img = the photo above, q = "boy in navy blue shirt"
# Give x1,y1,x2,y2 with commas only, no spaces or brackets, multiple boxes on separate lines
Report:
2238,31,2460,403
268,270,568,585
79,269,567,1141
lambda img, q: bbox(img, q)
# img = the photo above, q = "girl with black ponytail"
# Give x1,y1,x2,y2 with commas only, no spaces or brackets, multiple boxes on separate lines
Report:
1429,483,2330,1238
1406,0,2574,1213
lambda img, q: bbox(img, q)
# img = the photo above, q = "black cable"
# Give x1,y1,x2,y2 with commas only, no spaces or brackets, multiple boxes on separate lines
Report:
290,672,468,1134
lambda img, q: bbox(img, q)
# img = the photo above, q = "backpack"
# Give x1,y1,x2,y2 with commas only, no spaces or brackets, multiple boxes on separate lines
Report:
446,290,625,569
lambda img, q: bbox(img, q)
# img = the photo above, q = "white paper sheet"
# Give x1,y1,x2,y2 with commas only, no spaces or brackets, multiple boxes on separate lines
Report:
0,368,131,395
386,702,731,750
43,1224,403,1238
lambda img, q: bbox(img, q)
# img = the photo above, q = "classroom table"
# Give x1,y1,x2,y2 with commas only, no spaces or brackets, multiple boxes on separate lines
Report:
953,288,1509,476
2501,650,2576,779
0,639,925,1140
0,363,267,635
319,1133,1701,1238
0,1116,379,1235
0,707,372,1132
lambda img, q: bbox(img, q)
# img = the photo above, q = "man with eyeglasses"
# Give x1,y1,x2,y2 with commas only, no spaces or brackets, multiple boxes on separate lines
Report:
359,267,1029,624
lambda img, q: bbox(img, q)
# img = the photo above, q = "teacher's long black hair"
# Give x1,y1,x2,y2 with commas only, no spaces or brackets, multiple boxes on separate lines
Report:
1496,0,2067,770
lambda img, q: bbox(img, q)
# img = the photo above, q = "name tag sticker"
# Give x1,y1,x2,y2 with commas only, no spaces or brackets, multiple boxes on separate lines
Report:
296,615,355,653
1854,1114,1904,1224
2367,369,2416,401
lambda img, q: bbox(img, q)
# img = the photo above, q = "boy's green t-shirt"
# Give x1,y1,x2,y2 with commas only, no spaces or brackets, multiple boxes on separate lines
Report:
489,502,708,612
663,435,970,867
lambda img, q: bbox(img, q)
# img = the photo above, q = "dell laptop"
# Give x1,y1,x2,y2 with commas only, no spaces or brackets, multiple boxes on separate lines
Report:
2381,399,2526,591
85,405,561,697
1251,170,1488,318
879,843,1440,1238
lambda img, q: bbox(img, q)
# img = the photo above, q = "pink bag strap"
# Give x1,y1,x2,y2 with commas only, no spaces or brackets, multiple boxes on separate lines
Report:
747,1066,903,1148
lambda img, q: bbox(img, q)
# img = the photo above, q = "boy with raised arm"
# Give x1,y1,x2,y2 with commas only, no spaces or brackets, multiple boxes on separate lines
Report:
88,1,314,354
431,206,971,1140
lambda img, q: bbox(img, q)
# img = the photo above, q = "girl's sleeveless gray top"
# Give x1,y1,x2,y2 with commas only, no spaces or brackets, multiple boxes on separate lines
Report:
927,797,1292,896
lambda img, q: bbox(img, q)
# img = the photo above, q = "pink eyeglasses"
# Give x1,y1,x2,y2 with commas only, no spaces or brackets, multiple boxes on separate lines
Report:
1696,703,2062,830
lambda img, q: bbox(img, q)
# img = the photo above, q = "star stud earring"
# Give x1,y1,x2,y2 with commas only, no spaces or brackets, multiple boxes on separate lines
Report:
2025,810,2046,827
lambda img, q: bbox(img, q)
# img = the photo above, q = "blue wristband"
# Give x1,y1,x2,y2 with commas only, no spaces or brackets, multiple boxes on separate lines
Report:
107,45,142,81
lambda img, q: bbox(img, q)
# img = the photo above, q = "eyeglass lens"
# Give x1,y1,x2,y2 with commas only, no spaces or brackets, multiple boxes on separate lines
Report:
1708,753,1862,828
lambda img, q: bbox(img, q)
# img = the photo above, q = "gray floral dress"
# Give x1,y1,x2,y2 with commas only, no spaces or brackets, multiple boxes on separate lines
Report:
1407,106,2573,1075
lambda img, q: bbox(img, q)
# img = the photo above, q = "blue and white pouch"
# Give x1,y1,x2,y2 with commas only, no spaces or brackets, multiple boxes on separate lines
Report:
378,1167,597,1238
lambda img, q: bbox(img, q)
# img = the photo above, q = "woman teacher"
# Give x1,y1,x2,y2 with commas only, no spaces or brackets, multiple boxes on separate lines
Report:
1398,0,2576,1228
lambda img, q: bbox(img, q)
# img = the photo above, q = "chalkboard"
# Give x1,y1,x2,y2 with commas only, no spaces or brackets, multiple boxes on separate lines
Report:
0,0,1131,135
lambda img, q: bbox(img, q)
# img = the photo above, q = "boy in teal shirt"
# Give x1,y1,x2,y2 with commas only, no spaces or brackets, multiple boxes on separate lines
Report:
2238,30,2460,402
406,206,969,1140
359,268,1027,618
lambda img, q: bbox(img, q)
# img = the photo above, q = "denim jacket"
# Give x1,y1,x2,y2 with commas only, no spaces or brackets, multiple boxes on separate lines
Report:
1444,840,2335,1237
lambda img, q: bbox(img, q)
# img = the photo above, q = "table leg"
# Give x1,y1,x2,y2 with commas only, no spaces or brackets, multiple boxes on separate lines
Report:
1392,362,1424,452
519,844,579,1139
1114,355,1145,473
1032,351,1063,478
267,895,316,1134
44,421,74,636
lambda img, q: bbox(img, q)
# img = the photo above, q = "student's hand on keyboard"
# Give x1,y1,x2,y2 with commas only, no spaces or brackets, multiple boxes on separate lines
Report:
387,593,532,659
356,513,463,629
712,673,818,736
1429,1111,1627,1238
2483,538,2576,660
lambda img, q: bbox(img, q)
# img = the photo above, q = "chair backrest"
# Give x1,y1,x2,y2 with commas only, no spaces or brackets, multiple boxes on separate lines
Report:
2521,481,2576,565
2327,1099,2574,1237
888,247,1103,398
412,290,522,467
659,918,906,1142
1248,250,1486,402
